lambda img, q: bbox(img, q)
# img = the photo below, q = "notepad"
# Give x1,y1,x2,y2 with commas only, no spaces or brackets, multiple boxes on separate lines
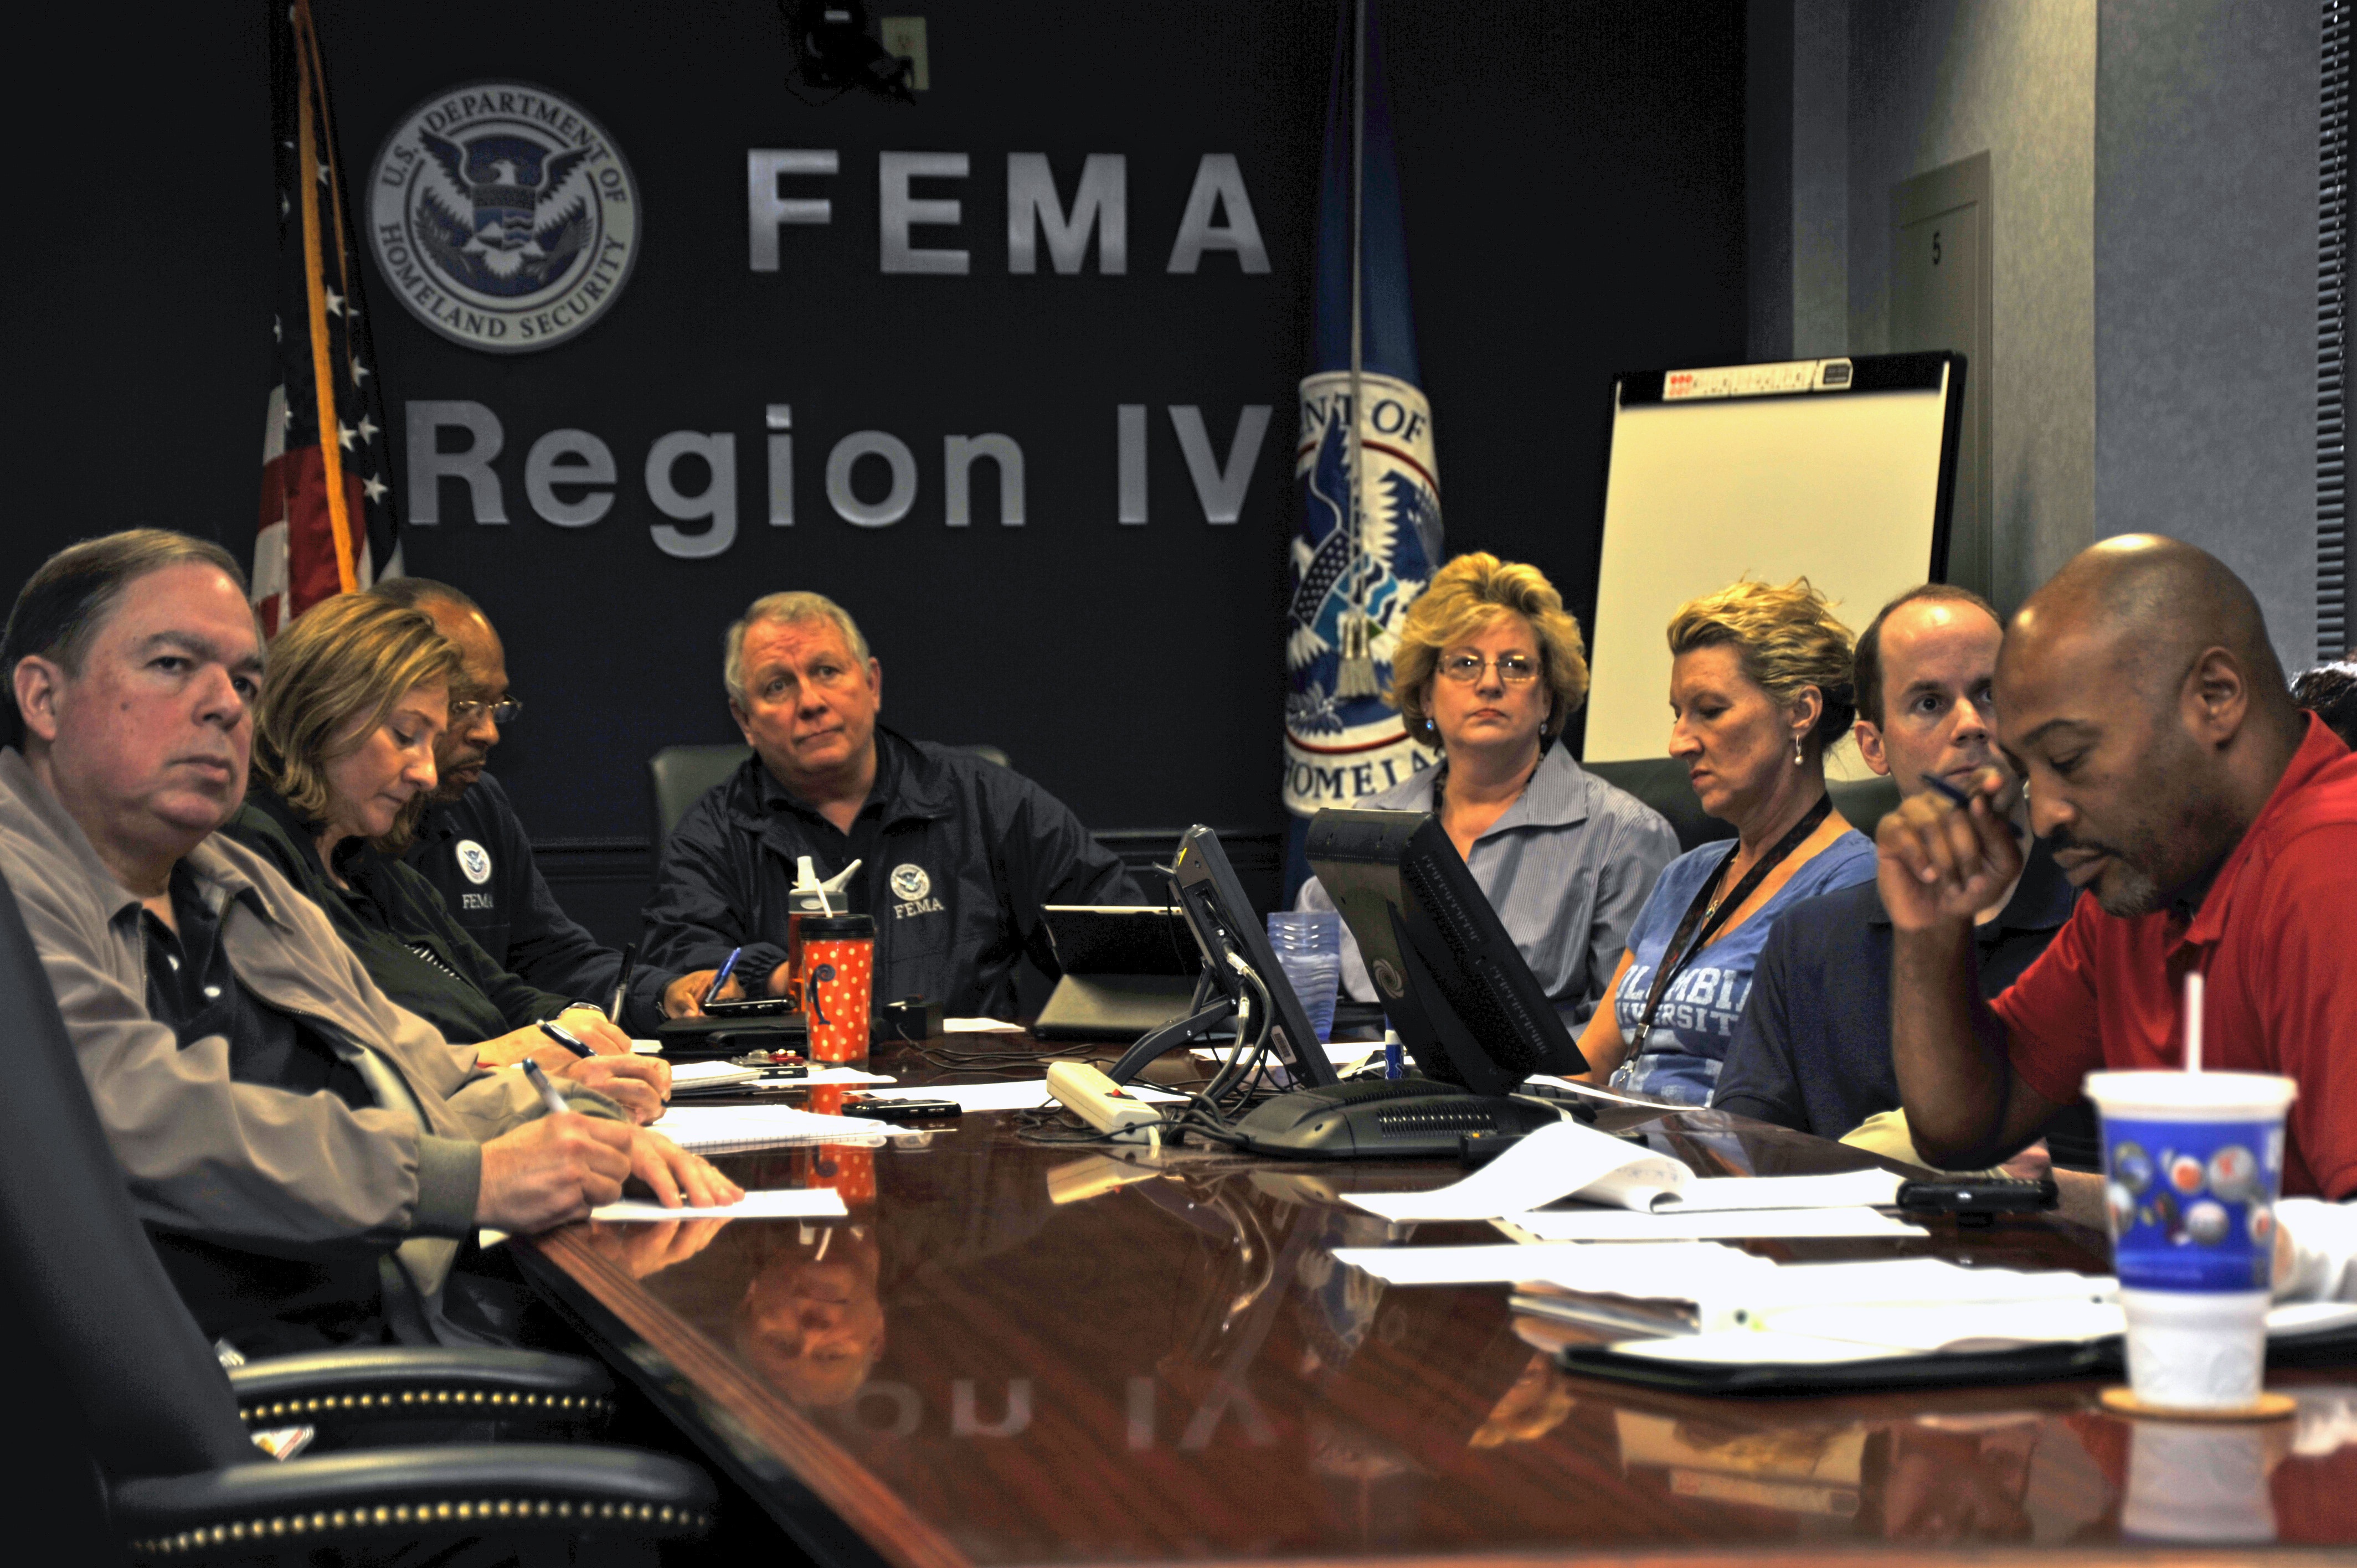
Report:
1343,1118,1905,1222
591,1188,849,1221
648,1104,889,1153
1335,1240,1772,1290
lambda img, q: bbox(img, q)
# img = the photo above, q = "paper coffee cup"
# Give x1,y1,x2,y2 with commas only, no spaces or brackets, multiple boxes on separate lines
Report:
2086,1070,2296,1411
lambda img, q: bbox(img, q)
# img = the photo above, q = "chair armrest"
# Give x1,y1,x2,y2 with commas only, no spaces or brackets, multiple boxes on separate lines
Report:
117,1444,713,1560
227,1347,614,1432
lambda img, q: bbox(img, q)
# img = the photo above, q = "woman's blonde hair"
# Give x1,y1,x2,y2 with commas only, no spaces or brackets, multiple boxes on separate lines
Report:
253,594,461,847
1665,577,1856,750
1391,553,1590,743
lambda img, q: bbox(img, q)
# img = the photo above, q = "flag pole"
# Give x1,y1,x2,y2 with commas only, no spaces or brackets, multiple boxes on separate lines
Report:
1336,0,1378,699
291,0,358,595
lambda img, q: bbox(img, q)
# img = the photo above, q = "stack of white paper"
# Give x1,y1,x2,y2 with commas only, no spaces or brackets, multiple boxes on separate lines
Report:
1344,1117,1905,1223
649,1103,890,1153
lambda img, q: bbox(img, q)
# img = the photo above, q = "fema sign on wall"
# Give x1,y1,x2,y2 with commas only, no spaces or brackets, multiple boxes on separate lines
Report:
367,81,638,353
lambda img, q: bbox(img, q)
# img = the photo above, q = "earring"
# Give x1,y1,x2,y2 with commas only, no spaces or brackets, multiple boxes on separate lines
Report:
1793,735,1805,766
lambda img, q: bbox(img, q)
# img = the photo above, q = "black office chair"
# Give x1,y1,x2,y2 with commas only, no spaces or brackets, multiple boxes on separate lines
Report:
1582,757,1903,852
0,873,714,1563
647,741,1013,851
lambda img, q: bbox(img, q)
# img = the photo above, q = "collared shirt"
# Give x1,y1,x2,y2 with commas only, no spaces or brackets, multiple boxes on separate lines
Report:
1295,744,1680,1031
406,772,672,1030
133,862,368,1109
0,749,573,1349
1995,714,2357,1197
1608,828,1880,1104
644,727,1139,1018
1712,837,2097,1165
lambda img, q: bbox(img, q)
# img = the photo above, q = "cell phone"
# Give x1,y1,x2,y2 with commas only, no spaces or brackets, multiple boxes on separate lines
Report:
843,1096,963,1122
702,997,797,1018
1895,1175,2058,1217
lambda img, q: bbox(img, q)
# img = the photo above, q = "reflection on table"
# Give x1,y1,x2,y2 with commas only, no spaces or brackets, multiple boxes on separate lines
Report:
525,1039,2357,1562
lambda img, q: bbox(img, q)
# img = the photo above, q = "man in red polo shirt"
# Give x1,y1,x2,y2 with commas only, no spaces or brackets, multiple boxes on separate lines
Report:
1880,537,2357,1286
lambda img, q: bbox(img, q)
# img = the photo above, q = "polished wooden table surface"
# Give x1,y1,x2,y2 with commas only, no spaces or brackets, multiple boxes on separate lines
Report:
515,1036,2357,1566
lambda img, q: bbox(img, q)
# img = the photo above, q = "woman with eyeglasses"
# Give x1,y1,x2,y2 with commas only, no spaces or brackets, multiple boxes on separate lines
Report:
1295,553,1681,1040
1573,577,1876,1103
224,595,637,1070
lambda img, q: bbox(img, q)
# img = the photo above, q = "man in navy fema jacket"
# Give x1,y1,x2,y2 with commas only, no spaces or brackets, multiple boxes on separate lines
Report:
373,580,717,1031
642,591,1139,1019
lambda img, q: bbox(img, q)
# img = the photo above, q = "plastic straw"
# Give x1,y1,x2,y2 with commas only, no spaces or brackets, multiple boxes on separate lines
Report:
2184,970,2205,1074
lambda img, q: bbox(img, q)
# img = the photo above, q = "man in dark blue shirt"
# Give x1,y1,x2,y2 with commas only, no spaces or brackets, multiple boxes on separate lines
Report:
1713,584,2097,1168
373,581,717,1030
644,591,1138,1018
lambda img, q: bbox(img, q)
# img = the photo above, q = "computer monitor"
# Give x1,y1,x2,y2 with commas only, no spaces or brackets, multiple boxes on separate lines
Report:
1108,824,1341,1090
1305,807,1588,1096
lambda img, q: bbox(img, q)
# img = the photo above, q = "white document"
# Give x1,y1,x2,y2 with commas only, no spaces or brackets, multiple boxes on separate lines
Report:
1757,1298,2129,1353
802,1067,896,1085
1346,1120,1690,1221
1344,1118,1901,1222
668,1061,759,1091
650,1104,890,1153
591,1188,850,1222
943,1018,1025,1033
1499,1208,1926,1242
1192,1040,1384,1067
856,1077,1185,1112
1335,1241,1772,1292
1520,1072,1686,1111
631,1039,663,1054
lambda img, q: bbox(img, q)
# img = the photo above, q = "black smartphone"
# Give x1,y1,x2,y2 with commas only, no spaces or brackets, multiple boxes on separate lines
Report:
843,1096,963,1122
1895,1176,2058,1214
702,997,797,1018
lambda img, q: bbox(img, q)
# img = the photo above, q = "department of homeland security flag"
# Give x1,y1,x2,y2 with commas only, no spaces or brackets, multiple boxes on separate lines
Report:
254,0,399,636
1283,1,1442,894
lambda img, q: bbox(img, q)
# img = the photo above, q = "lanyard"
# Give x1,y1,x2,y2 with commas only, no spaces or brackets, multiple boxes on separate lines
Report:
1631,792,1834,1045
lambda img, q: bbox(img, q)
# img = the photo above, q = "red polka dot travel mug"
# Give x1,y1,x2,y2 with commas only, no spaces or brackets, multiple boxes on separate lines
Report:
800,914,876,1064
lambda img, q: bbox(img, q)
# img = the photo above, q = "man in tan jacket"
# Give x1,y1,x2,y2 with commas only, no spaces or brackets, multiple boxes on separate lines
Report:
0,530,737,1351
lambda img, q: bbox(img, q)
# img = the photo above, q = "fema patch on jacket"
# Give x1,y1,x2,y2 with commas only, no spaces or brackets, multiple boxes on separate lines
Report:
889,862,943,919
367,81,640,353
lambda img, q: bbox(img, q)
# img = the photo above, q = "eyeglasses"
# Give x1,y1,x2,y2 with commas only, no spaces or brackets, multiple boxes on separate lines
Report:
450,697,522,725
1438,654,1540,685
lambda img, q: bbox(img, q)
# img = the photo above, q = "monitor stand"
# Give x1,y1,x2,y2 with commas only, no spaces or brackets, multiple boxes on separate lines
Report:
1105,963,1234,1085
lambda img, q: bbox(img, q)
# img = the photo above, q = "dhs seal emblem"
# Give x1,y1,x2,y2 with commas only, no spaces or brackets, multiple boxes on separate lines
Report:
889,864,931,901
456,840,494,885
367,82,639,353
1283,372,1442,815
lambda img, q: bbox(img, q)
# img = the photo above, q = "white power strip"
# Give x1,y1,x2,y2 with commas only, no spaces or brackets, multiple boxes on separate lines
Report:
1045,1061,1166,1134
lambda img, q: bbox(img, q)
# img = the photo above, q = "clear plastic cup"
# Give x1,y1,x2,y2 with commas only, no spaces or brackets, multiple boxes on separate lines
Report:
2085,1069,2298,1412
1264,911,1342,1043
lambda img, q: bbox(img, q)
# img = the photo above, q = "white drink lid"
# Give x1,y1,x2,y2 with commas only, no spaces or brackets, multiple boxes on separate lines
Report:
2084,1069,2298,1120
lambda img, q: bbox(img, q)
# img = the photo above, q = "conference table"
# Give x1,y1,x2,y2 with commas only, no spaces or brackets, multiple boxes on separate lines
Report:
513,1031,2357,1565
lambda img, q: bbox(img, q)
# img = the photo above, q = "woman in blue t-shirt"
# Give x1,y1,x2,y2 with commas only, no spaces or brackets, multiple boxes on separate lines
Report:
1573,577,1878,1103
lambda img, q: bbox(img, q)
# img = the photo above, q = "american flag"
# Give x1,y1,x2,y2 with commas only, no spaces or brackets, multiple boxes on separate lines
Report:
254,0,398,637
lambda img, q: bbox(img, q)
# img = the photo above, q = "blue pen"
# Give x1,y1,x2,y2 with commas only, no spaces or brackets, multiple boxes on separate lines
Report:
520,1059,570,1116
1919,772,2028,839
704,946,743,1007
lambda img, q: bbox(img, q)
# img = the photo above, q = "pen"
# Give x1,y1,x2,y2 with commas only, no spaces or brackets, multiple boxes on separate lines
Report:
521,1059,570,1116
537,1018,595,1059
606,942,639,1022
704,946,742,1007
1918,772,2028,838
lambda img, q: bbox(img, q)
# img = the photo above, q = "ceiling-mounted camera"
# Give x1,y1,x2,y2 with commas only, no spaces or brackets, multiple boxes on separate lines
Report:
781,0,916,105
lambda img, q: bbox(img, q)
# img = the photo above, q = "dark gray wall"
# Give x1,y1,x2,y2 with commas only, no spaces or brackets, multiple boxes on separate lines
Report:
6,2,1747,947
2096,0,2320,672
